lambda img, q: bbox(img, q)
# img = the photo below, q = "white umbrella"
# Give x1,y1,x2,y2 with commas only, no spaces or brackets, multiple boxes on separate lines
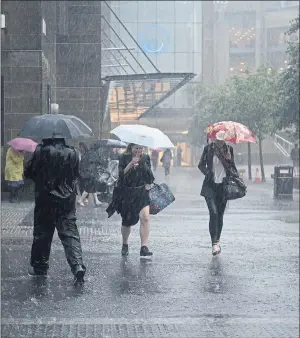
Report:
110,125,175,149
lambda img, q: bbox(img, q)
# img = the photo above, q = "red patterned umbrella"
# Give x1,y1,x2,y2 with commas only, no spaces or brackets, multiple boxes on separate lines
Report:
205,121,257,144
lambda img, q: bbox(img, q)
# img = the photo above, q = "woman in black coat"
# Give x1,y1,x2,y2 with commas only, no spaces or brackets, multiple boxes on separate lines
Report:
106,143,155,258
198,134,238,255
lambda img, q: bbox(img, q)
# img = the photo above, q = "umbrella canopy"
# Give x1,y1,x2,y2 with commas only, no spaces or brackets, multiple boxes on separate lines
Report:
206,121,257,144
110,125,175,150
7,138,37,153
92,139,127,149
19,114,93,140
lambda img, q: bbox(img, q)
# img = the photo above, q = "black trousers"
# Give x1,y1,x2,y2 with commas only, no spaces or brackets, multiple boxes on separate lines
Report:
9,186,21,202
30,193,85,275
204,183,227,245
164,165,170,176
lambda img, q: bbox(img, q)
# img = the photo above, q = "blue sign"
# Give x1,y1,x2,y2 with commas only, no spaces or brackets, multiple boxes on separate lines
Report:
138,24,170,54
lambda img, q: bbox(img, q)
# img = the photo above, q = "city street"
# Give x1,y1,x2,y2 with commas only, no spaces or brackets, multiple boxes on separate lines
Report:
1,168,299,338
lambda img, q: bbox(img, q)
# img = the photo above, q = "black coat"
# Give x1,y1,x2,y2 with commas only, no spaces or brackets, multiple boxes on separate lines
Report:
79,148,107,179
198,143,238,197
24,141,80,199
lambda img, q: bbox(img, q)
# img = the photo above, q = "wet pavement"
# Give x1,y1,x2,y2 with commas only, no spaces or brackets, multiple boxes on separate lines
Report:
1,168,299,338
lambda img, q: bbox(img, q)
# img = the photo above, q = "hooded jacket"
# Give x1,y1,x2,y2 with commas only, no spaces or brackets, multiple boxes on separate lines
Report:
24,139,79,199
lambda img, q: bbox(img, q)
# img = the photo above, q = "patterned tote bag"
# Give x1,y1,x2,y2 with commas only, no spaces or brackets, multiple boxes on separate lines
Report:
149,183,175,215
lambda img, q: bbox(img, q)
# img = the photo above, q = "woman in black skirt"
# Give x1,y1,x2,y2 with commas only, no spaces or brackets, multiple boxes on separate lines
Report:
106,143,155,257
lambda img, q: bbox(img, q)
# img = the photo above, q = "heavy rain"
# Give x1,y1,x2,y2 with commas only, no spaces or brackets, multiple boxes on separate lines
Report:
0,1,299,338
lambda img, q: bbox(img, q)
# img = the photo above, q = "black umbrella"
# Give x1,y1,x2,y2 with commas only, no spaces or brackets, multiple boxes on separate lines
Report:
93,139,127,148
19,114,93,140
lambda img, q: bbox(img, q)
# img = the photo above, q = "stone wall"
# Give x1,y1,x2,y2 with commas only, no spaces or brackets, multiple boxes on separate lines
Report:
55,1,105,139
1,1,43,143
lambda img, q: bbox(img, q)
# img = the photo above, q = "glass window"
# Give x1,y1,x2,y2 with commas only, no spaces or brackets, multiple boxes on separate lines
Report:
194,0,202,23
119,1,138,23
175,52,194,72
229,54,255,73
175,24,194,53
157,53,175,73
175,1,194,23
267,27,289,47
138,1,157,23
137,23,174,54
108,1,121,23
229,27,256,50
137,52,157,73
227,11,256,29
194,23,202,53
193,52,202,78
157,1,175,23
118,22,138,47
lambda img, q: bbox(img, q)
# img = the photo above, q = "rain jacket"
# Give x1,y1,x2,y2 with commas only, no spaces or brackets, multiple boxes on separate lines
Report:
24,140,80,199
161,150,173,167
198,143,237,197
5,147,24,182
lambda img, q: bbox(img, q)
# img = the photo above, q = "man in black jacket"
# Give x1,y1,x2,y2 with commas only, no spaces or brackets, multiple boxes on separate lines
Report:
24,138,86,284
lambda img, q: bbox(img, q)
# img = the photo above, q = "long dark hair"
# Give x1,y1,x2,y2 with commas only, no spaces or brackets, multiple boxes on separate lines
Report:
125,143,134,155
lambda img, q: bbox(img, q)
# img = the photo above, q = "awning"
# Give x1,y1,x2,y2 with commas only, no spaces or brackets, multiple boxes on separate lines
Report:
103,72,195,124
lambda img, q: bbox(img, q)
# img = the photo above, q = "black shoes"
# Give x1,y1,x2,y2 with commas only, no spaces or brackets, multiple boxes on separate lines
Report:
121,244,129,257
121,245,153,258
140,246,153,258
73,266,85,285
28,266,48,277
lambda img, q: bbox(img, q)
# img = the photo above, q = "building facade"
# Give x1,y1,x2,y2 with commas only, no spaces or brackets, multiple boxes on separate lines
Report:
208,0,299,84
1,0,200,169
109,1,203,165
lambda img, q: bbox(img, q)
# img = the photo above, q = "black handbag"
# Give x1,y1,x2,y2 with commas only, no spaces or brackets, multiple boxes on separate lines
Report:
222,176,247,200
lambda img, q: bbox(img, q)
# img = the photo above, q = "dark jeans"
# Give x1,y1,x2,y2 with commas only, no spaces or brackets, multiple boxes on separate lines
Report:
30,193,85,275
204,183,227,245
9,186,21,202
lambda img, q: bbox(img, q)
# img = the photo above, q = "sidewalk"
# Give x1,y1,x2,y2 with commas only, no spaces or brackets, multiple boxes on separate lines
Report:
1,168,299,338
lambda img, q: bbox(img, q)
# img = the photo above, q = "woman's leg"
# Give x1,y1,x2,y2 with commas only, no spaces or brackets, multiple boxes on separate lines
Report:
121,225,131,245
77,191,88,206
139,206,150,247
205,195,221,255
216,198,227,244
139,206,153,256
121,225,131,256
93,193,102,206
205,196,218,245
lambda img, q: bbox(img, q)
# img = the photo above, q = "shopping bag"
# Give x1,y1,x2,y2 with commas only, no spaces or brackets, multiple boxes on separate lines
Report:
149,183,175,215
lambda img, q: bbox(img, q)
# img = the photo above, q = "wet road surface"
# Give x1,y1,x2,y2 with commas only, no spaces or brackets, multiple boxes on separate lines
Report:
1,168,299,337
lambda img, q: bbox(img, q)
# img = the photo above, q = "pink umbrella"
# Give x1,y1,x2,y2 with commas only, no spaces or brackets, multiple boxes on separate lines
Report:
7,138,37,153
